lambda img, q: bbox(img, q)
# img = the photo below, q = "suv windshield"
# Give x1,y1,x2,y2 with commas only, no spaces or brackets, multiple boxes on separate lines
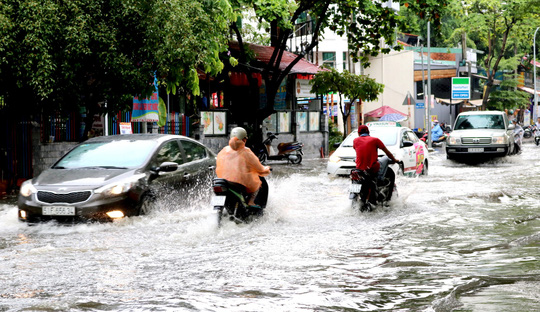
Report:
55,140,157,169
454,114,505,130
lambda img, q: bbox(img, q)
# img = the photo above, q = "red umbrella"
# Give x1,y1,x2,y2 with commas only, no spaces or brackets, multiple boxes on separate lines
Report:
364,105,407,118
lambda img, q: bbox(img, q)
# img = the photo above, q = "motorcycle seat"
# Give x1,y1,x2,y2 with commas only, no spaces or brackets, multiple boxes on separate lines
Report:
213,178,247,194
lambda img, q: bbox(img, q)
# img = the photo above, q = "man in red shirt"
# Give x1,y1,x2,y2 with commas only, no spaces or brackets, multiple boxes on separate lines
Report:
353,125,399,182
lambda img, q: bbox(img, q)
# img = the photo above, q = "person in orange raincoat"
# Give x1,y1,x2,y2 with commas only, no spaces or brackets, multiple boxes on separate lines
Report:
216,127,271,207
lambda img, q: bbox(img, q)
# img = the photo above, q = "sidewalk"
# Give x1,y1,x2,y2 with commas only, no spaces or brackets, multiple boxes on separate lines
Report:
0,193,17,206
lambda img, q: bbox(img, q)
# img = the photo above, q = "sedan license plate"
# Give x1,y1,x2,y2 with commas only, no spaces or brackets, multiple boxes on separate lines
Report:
42,206,76,216
469,147,484,153
211,195,226,206
349,184,362,193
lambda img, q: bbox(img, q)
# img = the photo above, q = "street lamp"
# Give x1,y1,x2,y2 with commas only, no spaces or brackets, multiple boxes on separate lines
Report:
534,27,539,121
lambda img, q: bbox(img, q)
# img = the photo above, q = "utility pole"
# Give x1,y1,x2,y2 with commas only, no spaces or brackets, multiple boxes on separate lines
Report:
534,27,539,121
426,22,432,149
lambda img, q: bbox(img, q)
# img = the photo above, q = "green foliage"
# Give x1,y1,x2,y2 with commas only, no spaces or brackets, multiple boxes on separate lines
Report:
0,0,233,115
328,120,343,153
488,73,531,111
310,68,383,137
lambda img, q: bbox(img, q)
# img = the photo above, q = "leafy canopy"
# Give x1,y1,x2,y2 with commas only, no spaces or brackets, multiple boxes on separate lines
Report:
0,0,234,114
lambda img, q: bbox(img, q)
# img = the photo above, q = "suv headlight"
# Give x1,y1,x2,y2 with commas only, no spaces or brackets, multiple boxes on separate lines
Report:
19,180,37,197
492,136,505,144
448,136,461,145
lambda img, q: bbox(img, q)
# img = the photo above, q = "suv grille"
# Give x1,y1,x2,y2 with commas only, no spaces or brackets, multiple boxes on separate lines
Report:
461,137,492,144
37,191,91,204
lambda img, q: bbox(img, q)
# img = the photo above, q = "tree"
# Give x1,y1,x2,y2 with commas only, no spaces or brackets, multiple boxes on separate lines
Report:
228,0,448,135
0,0,233,138
453,0,540,109
310,67,383,138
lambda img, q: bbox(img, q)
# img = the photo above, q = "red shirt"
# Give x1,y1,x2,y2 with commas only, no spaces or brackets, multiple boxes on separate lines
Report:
353,135,385,173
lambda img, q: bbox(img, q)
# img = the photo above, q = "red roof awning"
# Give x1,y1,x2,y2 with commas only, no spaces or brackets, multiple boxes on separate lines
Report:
364,105,407,118
229,41,324,75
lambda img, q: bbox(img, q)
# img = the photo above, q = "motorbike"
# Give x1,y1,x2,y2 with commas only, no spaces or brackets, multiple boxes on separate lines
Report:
255,132,303,164
535,127,540,146
211,176,268,225
523,125,534,139
349,161,398,212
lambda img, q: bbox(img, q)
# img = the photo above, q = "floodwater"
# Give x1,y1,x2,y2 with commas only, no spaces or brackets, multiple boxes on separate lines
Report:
1,143,539,311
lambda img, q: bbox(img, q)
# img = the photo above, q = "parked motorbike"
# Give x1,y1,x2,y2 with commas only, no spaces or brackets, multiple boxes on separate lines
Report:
349,161,398,212
255,132,303,164
211,176,268,225
523,125,534,139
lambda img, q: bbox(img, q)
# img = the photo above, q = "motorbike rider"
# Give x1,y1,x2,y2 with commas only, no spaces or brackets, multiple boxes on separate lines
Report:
353,125,399,184
216,127,271,208
431,120,444,143
512,119,524,154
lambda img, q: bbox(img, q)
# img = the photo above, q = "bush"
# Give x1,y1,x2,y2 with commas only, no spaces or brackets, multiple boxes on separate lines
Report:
328,120,343,153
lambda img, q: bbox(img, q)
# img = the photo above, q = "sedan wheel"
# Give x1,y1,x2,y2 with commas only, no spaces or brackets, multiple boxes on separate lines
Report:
421,161,428,176
138,195,155,216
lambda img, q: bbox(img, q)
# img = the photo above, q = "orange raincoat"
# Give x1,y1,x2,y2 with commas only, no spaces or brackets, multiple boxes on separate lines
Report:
216,137,271,193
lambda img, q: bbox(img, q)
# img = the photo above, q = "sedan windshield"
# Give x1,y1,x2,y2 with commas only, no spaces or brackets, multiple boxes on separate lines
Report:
454,114,505,130
342,128,398,147
54,140,158,169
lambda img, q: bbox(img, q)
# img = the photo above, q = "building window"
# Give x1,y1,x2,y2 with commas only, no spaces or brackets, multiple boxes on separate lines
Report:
343,52,347,71
322,52,335,68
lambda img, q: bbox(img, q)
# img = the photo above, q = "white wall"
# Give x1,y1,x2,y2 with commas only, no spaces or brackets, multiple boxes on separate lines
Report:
362,50,415,128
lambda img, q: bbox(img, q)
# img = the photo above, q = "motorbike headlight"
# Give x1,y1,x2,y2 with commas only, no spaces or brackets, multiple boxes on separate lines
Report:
492,136,505,144
95,176,143,196
329,154,342,163
19,180,37,197
448,136,461,145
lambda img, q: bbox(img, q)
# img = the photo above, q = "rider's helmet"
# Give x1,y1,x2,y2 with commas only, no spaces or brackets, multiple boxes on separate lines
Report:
230,127,248,140
358,125,369,135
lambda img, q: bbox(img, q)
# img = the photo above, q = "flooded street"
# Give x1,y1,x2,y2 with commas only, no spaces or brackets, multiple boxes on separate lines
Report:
1,143,539,311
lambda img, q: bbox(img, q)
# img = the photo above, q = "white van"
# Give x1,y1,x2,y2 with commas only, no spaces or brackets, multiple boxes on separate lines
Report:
445,111,516,159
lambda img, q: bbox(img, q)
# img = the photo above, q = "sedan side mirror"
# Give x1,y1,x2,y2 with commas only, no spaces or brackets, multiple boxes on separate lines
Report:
156,161,179,173
508,124,515,130
402,141,414,148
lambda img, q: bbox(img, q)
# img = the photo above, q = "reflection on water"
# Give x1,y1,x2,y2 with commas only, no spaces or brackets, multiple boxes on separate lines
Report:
1,145,540,311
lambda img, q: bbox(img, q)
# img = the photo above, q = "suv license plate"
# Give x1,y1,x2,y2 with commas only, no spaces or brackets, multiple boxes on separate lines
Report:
469,148,484,153
349,184,362,193
42,206,75,216
211,195,226,206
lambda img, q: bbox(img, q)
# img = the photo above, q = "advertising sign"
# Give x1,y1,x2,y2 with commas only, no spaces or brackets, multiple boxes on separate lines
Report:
295,79,315,98
119,122,132,134
132,78,159,122
452,77,470,100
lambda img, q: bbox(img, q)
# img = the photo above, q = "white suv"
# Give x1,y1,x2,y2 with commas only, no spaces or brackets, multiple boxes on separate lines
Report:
446,111,516,159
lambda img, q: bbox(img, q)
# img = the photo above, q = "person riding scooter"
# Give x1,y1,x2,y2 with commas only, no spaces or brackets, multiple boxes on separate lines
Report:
512,119,524,154
216,127,271,208
353,125,399,185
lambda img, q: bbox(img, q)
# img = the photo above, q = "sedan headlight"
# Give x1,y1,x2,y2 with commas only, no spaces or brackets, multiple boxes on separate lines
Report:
19,180,37,197
492,136,505,144
94,176,143,196
328,154,342,163
448,136,461,145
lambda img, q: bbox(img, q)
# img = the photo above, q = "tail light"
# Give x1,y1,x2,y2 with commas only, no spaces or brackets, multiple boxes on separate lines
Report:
350,170,365,181
213,185,227,193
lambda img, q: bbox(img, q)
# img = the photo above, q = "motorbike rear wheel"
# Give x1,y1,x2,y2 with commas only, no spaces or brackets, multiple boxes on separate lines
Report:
290,154,302,164
535,137,540,146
